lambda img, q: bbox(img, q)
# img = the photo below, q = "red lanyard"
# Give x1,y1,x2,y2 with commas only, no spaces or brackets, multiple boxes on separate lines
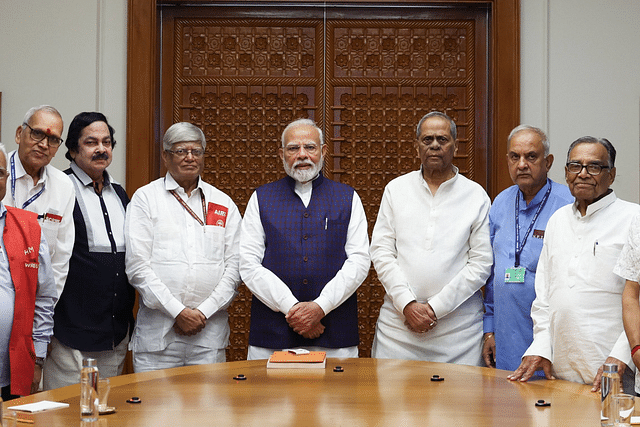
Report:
169,189,207,226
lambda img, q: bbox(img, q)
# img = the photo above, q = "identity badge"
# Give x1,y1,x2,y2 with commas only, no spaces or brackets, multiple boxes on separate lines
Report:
505,267,525,283
206,202,228,227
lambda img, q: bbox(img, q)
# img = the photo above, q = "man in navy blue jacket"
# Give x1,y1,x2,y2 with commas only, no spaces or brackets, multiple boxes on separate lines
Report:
240,118,371,359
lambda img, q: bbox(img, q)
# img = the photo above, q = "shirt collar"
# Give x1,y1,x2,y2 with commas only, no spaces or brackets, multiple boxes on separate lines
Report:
70,161,113,188
572,189,616,218
164,172,202,194
0,202,5,219
10,150,47,184
518,178,552,211
418,165,459,189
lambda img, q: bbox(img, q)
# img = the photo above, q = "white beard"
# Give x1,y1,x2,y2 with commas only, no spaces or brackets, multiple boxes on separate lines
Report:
283,156,323,183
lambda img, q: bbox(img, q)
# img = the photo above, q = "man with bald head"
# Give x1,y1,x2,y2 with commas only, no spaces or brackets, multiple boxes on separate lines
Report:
240,118,370,360
3,106,75,300
482,125,572,371
509,136,639,394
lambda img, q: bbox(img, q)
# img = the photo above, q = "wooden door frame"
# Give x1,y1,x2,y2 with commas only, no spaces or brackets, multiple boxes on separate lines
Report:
126,0,519,198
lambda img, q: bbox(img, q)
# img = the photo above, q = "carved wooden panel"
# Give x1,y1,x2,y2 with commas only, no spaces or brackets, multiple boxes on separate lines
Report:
166,12,484,361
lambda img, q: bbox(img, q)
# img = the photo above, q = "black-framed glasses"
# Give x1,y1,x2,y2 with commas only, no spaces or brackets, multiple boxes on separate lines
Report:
23,123,63,147
566,161,610,176
166,148,205,158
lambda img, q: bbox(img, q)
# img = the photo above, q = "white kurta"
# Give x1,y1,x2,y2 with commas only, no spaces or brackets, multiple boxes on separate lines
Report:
3,151,75,299
370,168,492,365
614,213,640,393
525,191,640,384
125,174,241,353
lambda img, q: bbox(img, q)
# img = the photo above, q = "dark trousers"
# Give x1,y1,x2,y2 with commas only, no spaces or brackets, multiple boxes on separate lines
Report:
1,384,20,401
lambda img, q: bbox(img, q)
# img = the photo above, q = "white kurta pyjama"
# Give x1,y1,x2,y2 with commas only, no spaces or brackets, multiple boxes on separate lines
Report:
370,169,492,365
525,192,640,384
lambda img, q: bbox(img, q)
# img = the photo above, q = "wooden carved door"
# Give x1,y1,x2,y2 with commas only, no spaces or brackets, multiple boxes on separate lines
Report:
161,4,489,360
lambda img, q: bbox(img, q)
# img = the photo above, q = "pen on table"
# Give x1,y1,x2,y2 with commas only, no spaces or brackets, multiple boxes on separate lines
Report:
593,240,598,256
325,218,327,230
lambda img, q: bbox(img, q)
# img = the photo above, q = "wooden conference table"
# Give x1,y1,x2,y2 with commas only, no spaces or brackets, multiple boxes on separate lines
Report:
5,358,605,426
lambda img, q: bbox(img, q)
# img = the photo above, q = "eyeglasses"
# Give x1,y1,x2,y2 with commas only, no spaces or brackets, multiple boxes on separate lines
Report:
566,162,610,176
166,148,205,158
23,123,63,147
0,168,7,179
284,144,321,155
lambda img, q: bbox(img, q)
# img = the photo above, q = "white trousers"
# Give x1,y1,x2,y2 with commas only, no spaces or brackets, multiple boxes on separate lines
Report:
133,341,226,373
247,345,359,360
43,334,129,390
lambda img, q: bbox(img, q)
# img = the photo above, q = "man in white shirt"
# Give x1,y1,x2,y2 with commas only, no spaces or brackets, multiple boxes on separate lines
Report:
509,136,639,393
370,111,492,365
125,122,241,372
0,142,57,400
240,118,370,360
3,106,75,299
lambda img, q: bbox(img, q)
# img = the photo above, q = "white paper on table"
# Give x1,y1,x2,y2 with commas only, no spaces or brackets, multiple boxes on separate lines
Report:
8,400,70,412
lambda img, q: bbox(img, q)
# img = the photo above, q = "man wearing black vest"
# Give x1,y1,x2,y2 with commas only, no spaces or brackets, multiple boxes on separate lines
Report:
240,118,371,359
43,112,135,389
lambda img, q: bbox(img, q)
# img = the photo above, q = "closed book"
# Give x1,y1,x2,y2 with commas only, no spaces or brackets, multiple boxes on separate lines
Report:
267,351,327,369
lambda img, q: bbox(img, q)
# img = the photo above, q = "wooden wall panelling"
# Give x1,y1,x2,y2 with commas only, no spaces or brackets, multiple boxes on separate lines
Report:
128,0,520,361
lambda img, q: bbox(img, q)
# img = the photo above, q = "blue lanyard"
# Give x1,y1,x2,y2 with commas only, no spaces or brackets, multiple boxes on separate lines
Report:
514,182,551,267
10,152,46,210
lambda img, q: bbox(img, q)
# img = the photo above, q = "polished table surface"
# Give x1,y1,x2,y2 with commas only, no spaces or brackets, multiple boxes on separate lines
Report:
4,358,605,426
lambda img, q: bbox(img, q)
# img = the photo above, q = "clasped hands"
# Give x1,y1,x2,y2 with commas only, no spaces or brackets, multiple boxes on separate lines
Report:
286,302,326,339
403,301,437,334
174,307,206,336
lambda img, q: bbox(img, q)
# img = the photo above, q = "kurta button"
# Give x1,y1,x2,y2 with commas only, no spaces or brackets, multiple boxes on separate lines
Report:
303,256,308,262
303,279,308,284
303,235,308,240
304,213,309,218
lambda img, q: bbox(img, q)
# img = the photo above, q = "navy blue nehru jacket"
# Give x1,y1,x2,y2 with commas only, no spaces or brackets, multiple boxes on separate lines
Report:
249,174,359,349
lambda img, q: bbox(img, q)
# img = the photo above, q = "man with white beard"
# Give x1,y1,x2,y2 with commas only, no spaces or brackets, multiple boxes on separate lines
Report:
240,118,370,359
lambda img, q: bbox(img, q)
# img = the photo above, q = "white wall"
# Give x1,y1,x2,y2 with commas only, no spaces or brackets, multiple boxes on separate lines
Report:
2,1,638,201
521,0,640,202
0,0,127,184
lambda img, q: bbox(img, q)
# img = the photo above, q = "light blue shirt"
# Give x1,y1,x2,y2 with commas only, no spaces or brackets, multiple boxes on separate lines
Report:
0,202,57,388
483,179,573,371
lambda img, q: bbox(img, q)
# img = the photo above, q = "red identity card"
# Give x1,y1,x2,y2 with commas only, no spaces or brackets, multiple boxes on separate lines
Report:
206,203,228,227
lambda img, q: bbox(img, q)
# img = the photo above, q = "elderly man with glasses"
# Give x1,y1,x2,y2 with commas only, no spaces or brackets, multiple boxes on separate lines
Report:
125,122,242,372
0,142,57,401
509,136,640,394
240,118,370,360
3,105,75,302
